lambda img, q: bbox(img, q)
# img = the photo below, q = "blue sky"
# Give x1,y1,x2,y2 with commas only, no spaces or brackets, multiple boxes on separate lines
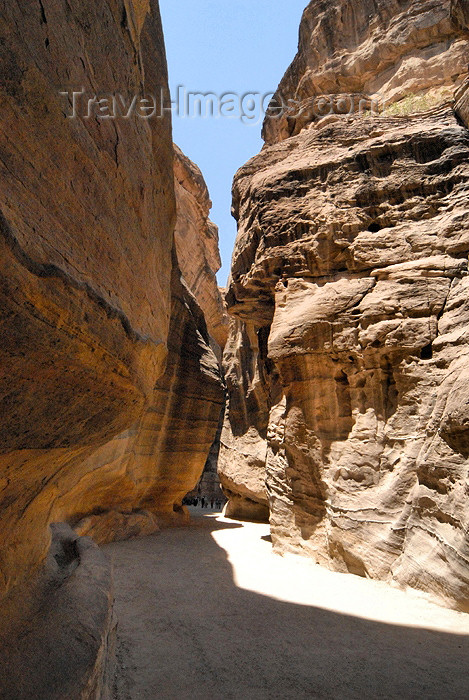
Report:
159,1,307,286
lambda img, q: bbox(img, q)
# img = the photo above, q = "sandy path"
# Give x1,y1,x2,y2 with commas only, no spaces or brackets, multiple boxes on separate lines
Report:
106,514,469,700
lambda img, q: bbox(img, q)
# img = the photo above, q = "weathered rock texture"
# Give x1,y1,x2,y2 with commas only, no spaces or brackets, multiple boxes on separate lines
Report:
0,525,115,700
456,78,469,126
263,0,469,144
0,0,225,693
222,0,469,610
71,258,225,541
174,144,229,350
69,151,227,545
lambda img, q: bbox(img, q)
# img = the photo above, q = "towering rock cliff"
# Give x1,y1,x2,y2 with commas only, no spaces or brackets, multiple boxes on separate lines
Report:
0,1,225,695
221,0,469,611
174,145,229,350
263,0,469,144
1,0,170,600
71,151,227,545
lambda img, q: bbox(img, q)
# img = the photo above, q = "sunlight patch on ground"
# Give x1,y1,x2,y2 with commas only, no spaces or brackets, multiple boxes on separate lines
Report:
210,515,469,635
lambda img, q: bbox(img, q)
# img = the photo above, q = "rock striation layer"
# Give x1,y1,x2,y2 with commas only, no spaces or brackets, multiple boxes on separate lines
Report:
222,0,469,610
0,0,174,605
174,144,229,350
263,0,469,144
71,257,225,544
0,0,225,694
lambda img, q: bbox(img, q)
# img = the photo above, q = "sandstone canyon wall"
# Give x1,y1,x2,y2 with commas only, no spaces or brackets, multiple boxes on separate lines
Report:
174,144,229,350
263,0,469,143
70,153,227,545
221,0,469,611
0,1,225,695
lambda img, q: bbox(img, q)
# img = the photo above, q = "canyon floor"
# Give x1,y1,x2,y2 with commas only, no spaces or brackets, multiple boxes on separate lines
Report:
107,511,469,700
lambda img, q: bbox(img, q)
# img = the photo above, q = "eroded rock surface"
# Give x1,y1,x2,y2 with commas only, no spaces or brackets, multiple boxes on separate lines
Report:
0,0,176,606
0,2,225,689
0,525,115,700
263,0,469,144
174,145,229,350
218,319,273,521
68,258,225,542
222,0,469,610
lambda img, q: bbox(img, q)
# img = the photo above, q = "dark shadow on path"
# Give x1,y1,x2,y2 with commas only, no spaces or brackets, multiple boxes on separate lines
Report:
106,515,469,700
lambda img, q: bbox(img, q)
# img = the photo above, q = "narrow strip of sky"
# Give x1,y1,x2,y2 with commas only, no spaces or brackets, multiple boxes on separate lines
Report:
159,0,307,286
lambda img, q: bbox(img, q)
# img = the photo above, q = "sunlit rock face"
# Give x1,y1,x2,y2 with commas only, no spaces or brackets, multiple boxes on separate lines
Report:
263,0,469,144
174,145,229,350
0,0,225,611
0,0,175,605
222,0,469,610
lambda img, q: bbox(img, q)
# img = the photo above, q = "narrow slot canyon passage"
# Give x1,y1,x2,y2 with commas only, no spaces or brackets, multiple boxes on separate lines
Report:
108,513,469,700
2,2,469,696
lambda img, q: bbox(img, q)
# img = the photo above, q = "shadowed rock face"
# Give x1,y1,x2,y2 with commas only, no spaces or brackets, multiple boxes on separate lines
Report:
0,525,116,700
71,257,225,542
218,318,275,522
70,151,228,545
222,0,469,610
